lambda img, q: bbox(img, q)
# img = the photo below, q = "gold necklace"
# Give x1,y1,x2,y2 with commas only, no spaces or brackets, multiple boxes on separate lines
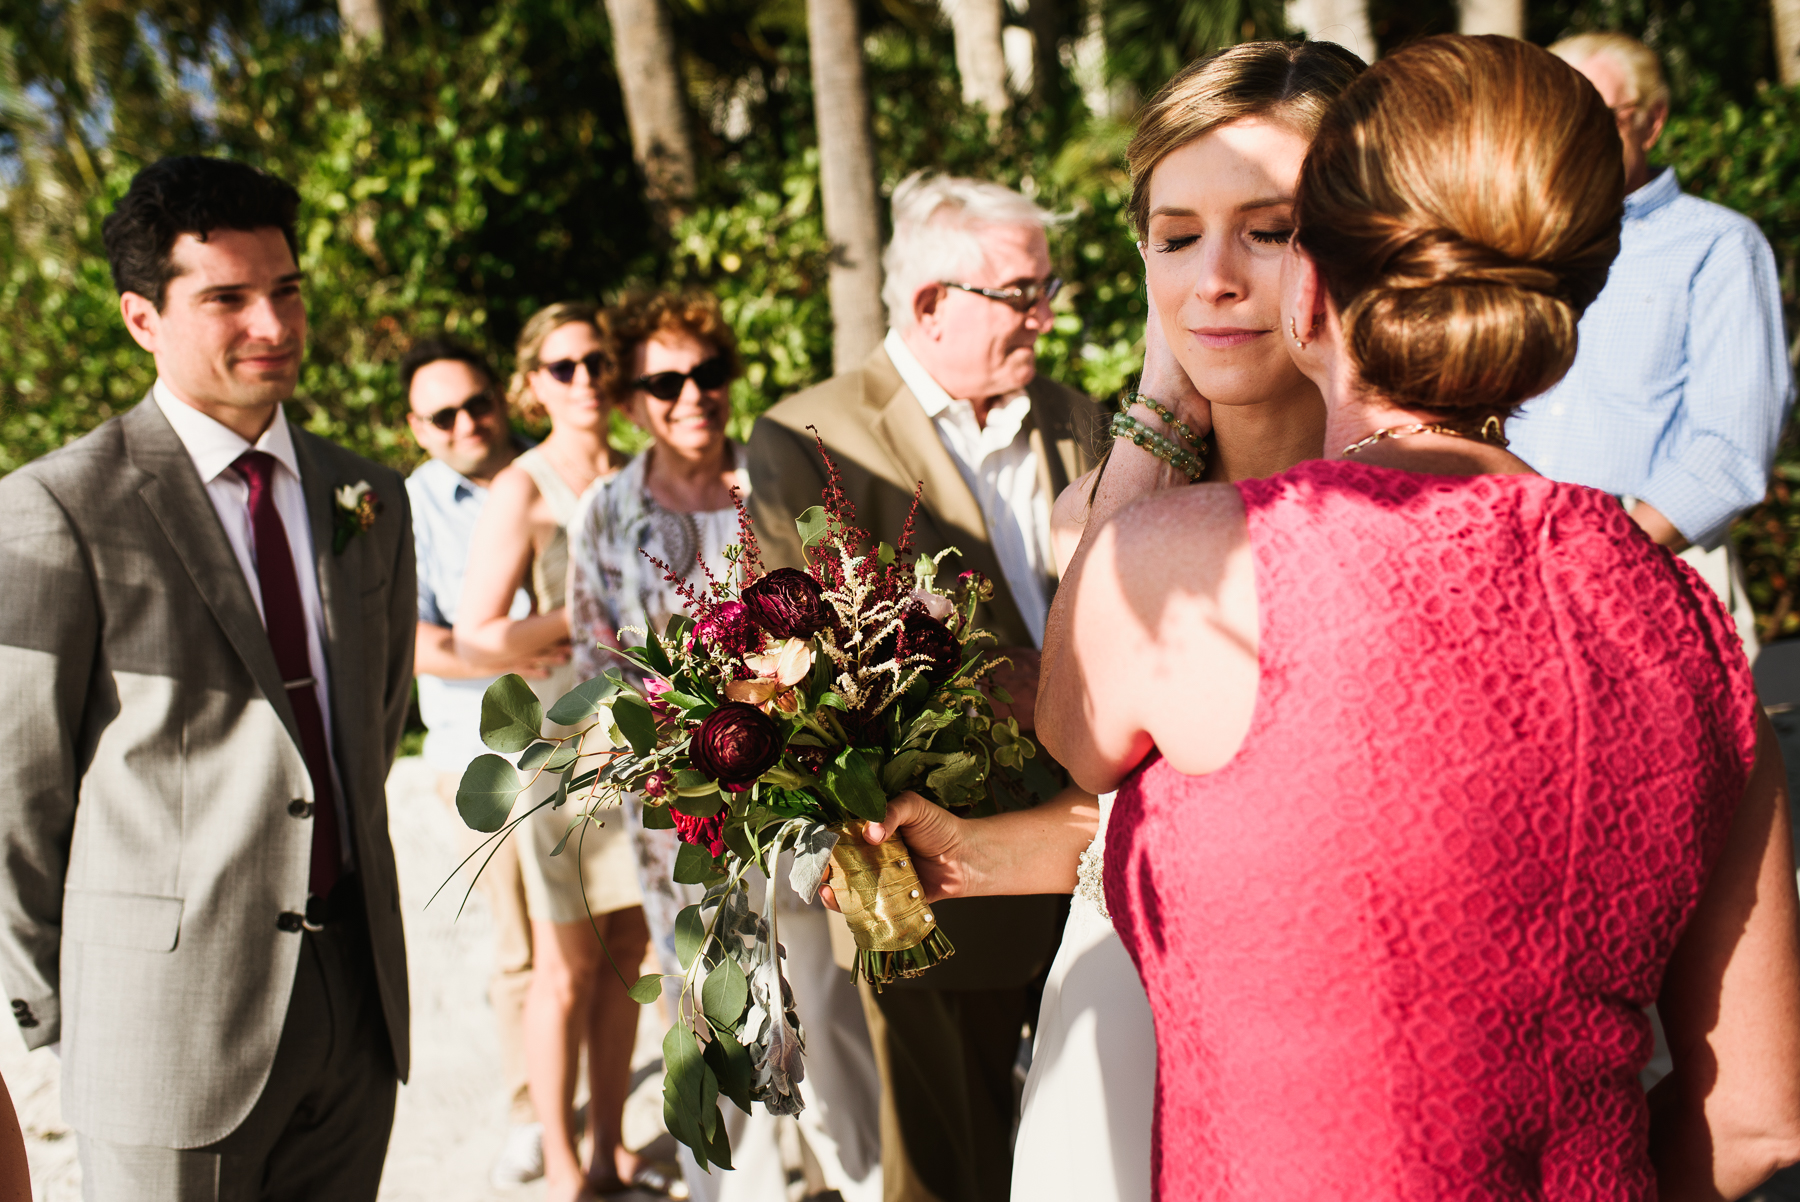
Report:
1341,415,1507,457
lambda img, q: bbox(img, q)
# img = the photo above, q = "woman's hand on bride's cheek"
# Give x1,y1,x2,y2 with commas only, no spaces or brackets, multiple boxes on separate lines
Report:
1140,299,1211,438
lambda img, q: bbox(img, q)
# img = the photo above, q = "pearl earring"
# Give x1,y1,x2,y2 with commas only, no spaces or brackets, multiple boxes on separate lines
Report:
1289,317,1306,349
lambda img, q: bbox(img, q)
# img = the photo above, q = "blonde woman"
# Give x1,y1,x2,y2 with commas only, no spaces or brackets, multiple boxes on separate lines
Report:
456,302,651,1201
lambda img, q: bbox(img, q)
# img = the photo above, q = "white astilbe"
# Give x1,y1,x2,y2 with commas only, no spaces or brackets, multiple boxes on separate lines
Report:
812,544,953,722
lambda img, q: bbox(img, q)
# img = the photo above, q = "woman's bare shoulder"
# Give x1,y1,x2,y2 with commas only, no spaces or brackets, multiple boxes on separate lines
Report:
1108,482,1248,574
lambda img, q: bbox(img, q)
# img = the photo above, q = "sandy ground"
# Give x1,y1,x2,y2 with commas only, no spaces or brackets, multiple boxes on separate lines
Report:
0,757,683,1202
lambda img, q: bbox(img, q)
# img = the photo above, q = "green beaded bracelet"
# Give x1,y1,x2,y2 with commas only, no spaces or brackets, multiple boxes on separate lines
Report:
1129,392,1206,452
1109,412,1208,481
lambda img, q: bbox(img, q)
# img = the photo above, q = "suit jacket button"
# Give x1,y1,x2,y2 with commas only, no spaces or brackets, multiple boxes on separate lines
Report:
288,799,313,818
10,999,36,1029
276,912,304,933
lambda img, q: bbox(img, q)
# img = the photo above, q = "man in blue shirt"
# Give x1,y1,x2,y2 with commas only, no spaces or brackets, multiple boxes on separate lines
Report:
1509,32,1793,653
403,338,560,1186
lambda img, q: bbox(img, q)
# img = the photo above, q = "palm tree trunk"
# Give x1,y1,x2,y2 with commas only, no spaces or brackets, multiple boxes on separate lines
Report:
1458,0,1523,38
807,0,886,370
1284,0,1374,63
1027,0,1065,110
943,0,1011,114
603,0,697,206
1776,0,1800,85
338,0,384,50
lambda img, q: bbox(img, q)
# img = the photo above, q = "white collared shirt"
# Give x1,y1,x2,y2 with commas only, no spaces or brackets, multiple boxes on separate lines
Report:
154,381,350,868
885,329,1052,647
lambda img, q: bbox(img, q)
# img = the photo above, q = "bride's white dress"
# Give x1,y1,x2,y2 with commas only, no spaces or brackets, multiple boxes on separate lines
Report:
1011,792,1156,1202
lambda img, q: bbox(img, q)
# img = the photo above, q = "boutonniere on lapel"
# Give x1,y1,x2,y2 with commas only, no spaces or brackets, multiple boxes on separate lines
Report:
332,481,381,554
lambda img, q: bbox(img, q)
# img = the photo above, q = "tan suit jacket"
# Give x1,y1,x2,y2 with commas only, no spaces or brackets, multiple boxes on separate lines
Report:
747,344,1103,990
0,396,414,1148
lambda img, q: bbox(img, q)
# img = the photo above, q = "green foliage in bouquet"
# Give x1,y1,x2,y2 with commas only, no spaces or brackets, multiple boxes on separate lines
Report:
452,445,1059,1169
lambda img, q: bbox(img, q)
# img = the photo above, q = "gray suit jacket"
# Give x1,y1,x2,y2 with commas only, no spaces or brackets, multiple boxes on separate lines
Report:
746,345,1103,991
0,396,414,1148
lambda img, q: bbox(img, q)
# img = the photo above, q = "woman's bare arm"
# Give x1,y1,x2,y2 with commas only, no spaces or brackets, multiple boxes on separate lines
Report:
820,787,1100,907
1654,712,1800,1199
453,466,570,667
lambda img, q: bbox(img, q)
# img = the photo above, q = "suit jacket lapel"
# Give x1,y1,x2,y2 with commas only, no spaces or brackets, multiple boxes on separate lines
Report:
862,348,1029,641
291,433,366,775
122,398,302,749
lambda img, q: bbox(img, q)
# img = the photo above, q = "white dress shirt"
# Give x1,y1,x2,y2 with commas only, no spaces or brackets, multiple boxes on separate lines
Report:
154,381,352,869
885,329,1053,647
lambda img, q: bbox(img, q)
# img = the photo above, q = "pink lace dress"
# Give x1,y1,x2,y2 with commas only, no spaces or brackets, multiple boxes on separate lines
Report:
1105,459,1759,1200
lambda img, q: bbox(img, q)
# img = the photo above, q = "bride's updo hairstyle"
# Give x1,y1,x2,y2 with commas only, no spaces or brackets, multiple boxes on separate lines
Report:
1128,40,1366,238
1294,35,1624,421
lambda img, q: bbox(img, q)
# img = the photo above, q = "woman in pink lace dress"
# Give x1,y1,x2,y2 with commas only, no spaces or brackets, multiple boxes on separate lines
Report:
847,33,1800,1201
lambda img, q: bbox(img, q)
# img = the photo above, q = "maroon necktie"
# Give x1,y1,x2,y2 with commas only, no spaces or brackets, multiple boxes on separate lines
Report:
234,450,343,901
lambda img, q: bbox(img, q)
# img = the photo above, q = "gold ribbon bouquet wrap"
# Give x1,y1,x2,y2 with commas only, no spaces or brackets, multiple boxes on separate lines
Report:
829,820,955,990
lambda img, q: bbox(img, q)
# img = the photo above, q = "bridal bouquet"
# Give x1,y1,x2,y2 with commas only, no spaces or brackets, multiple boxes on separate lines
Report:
453,445,1058,1169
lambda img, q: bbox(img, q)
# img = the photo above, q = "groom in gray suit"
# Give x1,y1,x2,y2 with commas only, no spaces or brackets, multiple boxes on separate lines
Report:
0,156,414,1199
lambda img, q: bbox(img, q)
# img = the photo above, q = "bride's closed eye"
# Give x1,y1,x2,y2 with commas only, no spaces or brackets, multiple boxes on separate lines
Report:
1152,235,1200,253
1249,228,1293,245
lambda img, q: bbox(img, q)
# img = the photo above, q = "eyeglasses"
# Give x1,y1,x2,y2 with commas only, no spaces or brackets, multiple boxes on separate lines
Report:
941,275,1063,312
541,352,608,385
417,391,497,432
631,355,732,401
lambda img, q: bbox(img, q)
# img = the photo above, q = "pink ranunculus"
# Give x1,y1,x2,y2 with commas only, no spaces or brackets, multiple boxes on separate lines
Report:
909,589,956,623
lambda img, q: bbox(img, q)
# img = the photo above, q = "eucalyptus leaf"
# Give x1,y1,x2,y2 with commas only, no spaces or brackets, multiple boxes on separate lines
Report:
702,956,749,1028
517,740,555,771
674,841,719,885
675,787,724,818
703,1101,734,1170
612,693,656,755
549,817,579,857
795,505,830,550
627,973,664,1004
662,689,707,710
543,745,579,772
825,747,887,822
926,751,984,803
703,1025,755,1113
479,674,543,753
641,802,676,830
545,675,619,725
456,754,522,832
675,903,706,970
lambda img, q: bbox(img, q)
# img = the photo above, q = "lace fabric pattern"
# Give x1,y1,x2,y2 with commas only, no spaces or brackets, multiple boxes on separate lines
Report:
1104,459,1759,1201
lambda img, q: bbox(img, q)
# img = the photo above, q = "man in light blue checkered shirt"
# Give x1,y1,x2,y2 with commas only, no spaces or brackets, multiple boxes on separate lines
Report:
1508,33,1793,651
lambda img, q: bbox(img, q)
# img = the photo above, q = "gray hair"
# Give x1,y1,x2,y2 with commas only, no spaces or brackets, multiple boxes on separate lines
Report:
880,172,1059,331
1550,32,1670,113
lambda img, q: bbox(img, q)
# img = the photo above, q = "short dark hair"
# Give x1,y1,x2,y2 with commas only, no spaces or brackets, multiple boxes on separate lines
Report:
400,337,496,398
101,156,301,310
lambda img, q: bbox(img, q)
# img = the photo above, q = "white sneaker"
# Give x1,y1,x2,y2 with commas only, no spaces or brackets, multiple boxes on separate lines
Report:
489,1122,545,1189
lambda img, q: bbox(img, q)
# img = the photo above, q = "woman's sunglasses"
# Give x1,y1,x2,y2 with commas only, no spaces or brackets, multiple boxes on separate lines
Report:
420,391,497,432
631,355,732,401
541,351,608,385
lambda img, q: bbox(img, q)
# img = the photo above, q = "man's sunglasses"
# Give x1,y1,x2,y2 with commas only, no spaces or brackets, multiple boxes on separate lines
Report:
941,275,1063,312
542,352,608,385
419,391,497,432
631,355,732,401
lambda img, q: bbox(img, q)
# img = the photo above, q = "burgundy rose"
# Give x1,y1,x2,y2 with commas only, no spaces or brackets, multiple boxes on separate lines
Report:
695,601,761,657
897,607,960,687
741,568,829,640
672,810,727,857
689,702,785,792
641,768,674,799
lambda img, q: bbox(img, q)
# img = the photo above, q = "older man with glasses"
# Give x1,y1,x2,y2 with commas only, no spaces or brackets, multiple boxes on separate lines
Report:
401,337,564,1189
747,172,1101,1202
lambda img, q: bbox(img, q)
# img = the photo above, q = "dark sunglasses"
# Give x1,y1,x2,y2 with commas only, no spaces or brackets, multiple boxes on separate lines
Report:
419,391,496,432
631,355,732,401
942,275,1063,312
542,352,608,385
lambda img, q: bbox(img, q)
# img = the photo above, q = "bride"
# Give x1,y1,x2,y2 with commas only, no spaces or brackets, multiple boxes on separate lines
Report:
1014,40,1363,1202
820,39,1364,1202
